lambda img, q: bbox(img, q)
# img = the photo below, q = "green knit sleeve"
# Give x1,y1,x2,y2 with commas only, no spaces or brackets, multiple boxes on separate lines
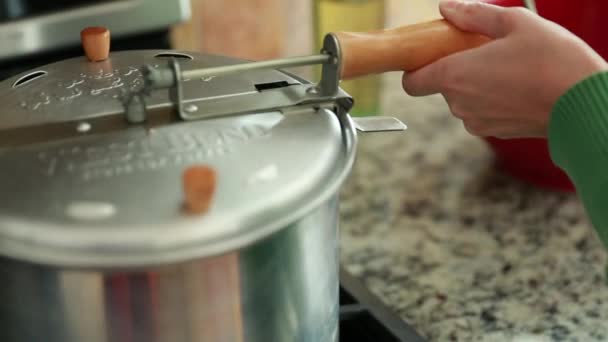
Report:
549,71,608,258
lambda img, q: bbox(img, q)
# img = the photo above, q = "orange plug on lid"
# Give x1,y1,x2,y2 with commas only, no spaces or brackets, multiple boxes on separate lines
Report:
182,166,217,215
81,27,110,62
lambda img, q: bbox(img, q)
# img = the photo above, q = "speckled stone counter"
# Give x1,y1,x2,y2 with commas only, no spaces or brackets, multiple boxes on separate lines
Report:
339,74,608,341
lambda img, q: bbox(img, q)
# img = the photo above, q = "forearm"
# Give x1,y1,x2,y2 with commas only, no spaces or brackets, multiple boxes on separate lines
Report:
549,71,608,247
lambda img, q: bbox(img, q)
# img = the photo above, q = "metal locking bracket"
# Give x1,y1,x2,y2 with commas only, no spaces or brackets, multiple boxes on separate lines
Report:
124,34,345,122
122,34,406,133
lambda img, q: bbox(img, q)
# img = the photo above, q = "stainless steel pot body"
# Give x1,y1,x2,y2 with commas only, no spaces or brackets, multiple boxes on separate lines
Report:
0,196,340,342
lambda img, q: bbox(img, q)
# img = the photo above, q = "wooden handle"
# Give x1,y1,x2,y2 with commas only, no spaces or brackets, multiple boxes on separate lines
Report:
334,19,491,79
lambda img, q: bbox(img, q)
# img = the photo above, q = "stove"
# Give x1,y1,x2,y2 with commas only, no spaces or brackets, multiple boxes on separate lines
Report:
339,267,426,341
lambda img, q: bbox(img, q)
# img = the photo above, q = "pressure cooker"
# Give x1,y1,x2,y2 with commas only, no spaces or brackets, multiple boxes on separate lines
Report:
0,19,487,342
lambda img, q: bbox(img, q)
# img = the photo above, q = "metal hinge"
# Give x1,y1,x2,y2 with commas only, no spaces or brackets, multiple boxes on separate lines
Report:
120,33,406,134
123,34,344,124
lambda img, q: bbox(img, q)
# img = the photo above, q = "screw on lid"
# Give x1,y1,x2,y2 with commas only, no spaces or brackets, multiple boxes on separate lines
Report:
80,27,110,62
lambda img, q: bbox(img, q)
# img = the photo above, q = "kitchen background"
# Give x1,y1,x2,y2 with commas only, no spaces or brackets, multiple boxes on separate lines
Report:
170,0,440,57
0,0,606,341
174,0,608,341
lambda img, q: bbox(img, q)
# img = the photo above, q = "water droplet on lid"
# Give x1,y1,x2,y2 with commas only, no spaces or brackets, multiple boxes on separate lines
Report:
247,164,279,185
76,122,91,133
66,201,116,221
184,104,198,113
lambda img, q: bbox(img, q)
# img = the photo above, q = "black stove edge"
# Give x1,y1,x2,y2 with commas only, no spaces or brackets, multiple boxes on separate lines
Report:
340,267,427,342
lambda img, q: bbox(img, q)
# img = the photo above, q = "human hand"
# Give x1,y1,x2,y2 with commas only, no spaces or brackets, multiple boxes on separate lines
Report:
402,0,608,138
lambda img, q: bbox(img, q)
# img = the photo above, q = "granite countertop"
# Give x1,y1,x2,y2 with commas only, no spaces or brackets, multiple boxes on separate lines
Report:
339,74,608,341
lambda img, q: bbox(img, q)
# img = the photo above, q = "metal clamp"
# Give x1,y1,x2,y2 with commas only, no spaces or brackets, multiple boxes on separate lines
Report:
123,33,345,124
318,33,341,97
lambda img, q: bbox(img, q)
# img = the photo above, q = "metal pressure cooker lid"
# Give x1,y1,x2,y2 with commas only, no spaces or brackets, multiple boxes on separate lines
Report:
0,50,356,268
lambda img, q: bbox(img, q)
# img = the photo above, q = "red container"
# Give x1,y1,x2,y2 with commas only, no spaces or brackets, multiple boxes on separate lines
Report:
482,0,608,192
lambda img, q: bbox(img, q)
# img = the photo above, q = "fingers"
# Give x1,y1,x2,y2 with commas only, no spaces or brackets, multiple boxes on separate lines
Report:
402,60,447,97
404,0,523,97
402,37,491,97
439,0,514,39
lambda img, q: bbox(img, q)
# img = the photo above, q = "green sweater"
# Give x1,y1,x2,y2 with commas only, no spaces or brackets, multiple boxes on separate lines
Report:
549,71,608,272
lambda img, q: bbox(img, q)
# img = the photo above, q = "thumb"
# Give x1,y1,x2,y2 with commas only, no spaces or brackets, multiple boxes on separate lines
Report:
439,0,513,38
402,59,448,97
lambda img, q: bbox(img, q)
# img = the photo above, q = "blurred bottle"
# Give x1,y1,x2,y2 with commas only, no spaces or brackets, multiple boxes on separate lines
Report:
313,0,385,117
194,0,285,61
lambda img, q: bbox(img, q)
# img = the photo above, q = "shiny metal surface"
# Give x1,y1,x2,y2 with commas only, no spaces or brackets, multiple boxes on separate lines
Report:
352,117,408,133
318,33,342,96
0,51,355,268
127,35,344,124
181,54,330,80
0,0,190,61
0,197,340,342
0,50,298,133
0,108,351,267
0,49,369,342
129,55,353,124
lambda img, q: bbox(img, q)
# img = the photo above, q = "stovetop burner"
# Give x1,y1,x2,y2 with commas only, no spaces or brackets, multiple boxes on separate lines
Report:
339,267,426,341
